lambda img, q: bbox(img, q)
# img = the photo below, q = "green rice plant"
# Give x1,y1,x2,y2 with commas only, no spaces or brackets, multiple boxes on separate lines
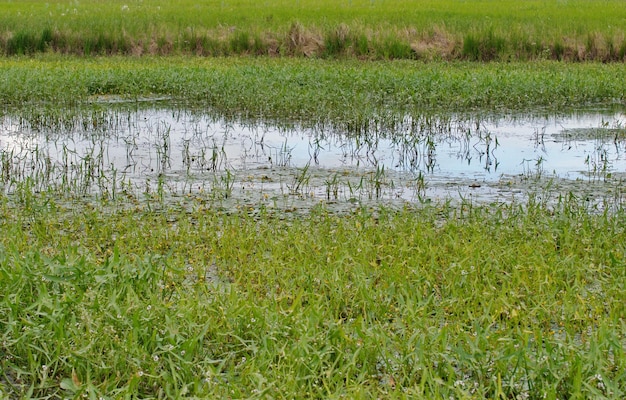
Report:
0,57,625,132
413,170,426,201
219,168,235,199
324,172,340,200
521,156,545,181
0,0,624,60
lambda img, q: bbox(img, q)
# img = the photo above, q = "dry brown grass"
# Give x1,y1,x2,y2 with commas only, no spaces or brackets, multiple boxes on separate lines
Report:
285,22,323,57
2,21,625,61
411,25,456,60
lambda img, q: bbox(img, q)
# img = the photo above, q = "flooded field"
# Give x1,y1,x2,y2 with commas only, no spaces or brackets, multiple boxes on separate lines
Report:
1,105,625,209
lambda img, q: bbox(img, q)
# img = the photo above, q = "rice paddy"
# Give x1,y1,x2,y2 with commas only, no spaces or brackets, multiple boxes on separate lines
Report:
2,1,626,399
1,57,625,119
1,0,626,61
2,106,626,212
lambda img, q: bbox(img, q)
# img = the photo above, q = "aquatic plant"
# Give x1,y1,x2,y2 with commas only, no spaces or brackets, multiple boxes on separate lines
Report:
1,57,625,125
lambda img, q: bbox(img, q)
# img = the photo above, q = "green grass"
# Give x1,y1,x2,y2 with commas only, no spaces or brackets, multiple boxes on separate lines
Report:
0,0,625,60
2,3,626,398
1,56,625,133
1,191,625,398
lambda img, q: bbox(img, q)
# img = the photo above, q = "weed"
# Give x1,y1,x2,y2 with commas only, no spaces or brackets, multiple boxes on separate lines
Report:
288,162,310,196
323,24,351,57
379,36,414,59
462,34,481,61
618,40,626,61
1,191,626,397
552,40,565,60
353,33,369,57
6,31,39,55
230,31,251,54
0,0,624,61
462,29,506,61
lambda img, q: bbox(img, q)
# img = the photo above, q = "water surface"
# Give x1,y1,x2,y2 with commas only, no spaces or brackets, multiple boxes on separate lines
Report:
1,106,625,208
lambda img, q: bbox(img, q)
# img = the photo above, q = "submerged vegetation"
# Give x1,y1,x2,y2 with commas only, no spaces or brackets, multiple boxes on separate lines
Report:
1,0,626,61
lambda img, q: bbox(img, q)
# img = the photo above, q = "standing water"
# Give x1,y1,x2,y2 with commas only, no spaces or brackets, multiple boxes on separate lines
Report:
1,106,625,209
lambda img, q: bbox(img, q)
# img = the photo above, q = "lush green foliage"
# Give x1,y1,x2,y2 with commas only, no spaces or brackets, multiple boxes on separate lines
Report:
1,193,625,398
1,57,625,132
1,0,625,60
2,2,626,398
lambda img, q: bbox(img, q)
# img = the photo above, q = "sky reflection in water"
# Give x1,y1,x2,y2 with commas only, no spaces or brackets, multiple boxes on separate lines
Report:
1,108,625,205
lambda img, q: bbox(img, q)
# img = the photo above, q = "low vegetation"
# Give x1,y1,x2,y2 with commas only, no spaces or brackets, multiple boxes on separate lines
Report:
1,57,625,132
1,192,625,398
2,1,625,398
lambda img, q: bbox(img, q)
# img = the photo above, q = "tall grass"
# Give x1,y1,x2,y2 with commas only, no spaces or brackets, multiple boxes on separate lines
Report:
0,0,625,60
1,191,625,398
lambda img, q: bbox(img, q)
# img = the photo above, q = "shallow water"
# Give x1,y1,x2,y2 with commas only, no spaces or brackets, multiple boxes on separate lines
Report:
1,106,625,208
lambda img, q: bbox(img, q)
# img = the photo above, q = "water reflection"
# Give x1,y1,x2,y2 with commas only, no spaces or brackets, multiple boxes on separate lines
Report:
1,106,625,205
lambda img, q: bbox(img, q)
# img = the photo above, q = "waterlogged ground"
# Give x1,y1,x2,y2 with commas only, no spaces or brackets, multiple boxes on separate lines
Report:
1,104,625,210
2,103,626,398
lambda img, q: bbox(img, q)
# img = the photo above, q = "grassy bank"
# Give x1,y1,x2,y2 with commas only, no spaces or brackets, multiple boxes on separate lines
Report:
1,57,625,132
1,193,625,398
1,0,625,61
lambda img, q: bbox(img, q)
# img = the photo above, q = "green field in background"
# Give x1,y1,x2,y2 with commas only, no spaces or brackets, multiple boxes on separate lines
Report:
1,0,625,59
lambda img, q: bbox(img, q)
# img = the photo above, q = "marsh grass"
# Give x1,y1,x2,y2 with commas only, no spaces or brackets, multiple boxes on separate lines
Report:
462,30,506,62
1,0,626,61
1,57,625,128
1,189,625,398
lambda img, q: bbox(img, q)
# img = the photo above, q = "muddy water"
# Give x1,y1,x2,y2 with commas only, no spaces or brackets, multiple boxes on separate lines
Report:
1,107,625,209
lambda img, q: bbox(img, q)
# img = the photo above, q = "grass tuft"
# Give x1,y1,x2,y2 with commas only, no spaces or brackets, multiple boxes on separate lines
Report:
462,29,506,61
230,31,252,54
323,24,351,57
6,31,39,55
